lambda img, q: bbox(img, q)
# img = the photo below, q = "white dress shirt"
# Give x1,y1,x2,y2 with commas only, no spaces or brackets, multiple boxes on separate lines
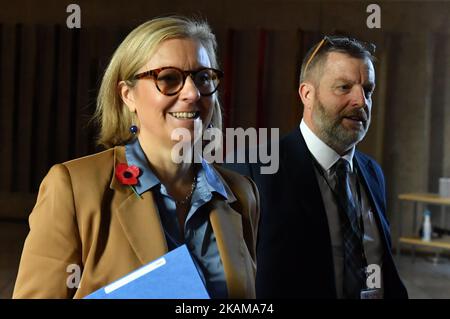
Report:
300,120,384,298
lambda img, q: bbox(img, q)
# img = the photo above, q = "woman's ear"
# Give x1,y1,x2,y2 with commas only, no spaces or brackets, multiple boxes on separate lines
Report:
118,81,137,113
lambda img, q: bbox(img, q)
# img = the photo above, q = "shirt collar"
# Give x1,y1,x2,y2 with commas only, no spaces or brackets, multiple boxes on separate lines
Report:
125,138,229,199
125,138,160,194
299,119,354,172
200,159,229,199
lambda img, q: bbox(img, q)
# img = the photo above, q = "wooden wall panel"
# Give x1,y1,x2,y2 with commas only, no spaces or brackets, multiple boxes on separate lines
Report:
54,26,73,165
0,25,16,192
15,25,37,192
231,30,258,130
74,28,91,157
428,33,448,193
31,25,55,190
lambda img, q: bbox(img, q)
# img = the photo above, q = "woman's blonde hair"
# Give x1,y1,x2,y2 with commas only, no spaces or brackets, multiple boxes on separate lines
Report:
93,16,222,148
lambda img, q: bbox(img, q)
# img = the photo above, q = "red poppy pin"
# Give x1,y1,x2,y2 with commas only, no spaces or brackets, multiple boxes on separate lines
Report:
115,163,142,199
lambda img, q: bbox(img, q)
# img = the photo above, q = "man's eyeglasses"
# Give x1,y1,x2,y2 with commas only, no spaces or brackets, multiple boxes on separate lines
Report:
130,66,224,96
304,35,376,73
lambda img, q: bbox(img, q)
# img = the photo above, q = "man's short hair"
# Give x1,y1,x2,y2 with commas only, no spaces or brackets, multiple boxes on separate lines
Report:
299,35,376,84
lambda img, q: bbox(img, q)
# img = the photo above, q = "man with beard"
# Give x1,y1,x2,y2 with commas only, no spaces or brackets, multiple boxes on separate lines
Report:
226,36,408,299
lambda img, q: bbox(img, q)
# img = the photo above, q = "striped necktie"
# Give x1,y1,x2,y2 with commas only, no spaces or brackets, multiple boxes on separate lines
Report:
334,158,367,299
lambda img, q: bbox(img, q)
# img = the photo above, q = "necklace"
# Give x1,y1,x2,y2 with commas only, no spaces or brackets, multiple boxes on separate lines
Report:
175,176,197,206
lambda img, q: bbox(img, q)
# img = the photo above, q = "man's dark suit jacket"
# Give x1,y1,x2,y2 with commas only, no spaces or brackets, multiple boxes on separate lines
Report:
225,127,408,298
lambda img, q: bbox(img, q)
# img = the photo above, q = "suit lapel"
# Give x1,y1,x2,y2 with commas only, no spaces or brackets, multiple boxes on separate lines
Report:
280,129,338,296
209,198,252,298
110,146,168,265
354,154,392,250
284,129,332,234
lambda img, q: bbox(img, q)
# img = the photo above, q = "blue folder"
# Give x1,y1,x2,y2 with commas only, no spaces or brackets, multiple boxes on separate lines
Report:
84,245,210,299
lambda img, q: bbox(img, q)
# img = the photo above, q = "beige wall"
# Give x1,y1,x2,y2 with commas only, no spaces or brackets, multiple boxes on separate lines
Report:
444,37,450,179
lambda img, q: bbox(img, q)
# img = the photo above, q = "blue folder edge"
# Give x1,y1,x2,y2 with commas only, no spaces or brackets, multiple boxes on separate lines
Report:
84,244,210,299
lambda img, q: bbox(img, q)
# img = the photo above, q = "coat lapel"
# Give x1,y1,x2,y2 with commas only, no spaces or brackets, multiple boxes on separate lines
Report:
110,146,252,297
209,198,254,298
354,154,392,250
285,129,333,238
279,128,338,296
110,146,168,265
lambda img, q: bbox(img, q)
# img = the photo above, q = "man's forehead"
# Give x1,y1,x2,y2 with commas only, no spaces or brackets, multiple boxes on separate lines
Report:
322,51,375,83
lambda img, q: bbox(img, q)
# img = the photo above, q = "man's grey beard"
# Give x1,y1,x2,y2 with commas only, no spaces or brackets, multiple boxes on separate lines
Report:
312,99,370,154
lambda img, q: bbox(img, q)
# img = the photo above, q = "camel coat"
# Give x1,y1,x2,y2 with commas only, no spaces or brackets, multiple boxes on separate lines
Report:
13,146,259,298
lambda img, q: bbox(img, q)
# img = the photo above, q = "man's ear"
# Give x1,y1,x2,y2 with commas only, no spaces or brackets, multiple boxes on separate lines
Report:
298,81,315,109
118,81,136,113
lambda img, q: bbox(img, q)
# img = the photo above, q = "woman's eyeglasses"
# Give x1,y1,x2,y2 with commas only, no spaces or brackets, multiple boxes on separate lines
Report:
130,66,224,96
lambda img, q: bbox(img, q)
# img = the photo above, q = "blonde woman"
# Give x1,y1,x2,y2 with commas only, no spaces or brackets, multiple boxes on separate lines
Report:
13,16,259,299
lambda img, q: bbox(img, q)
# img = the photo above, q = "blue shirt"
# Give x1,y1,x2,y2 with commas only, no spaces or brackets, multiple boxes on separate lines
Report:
125,138,229,298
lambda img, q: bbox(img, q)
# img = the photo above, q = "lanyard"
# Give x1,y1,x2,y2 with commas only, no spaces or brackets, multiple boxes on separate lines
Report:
311,156,368,266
